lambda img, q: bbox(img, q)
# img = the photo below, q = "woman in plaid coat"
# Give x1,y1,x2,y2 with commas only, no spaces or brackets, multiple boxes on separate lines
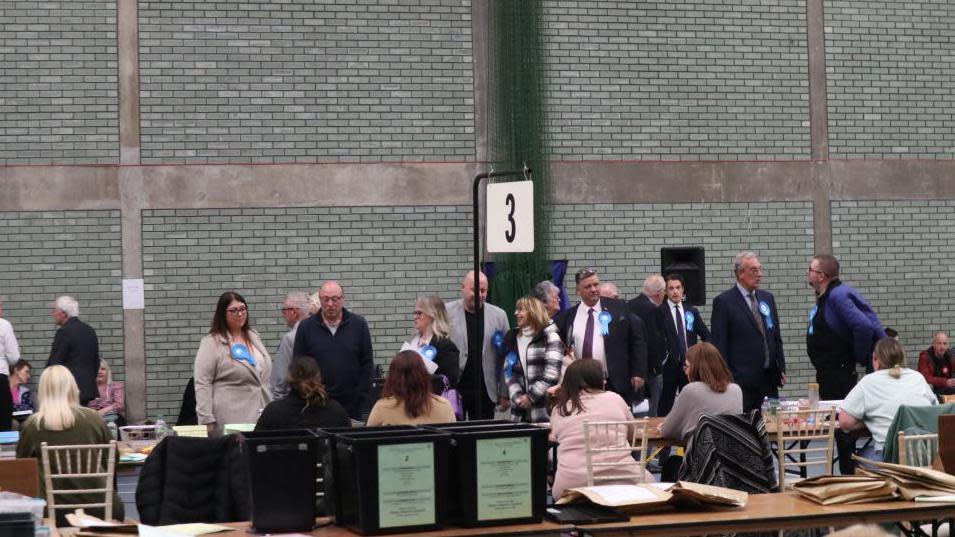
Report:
504,296,564,423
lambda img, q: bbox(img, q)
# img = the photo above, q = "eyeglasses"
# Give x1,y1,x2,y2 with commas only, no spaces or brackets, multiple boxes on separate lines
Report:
227,306,248,315
413,310,425,317
575,267,598,284
281,307,295,313
743,266,764,275
320,295,343,303
807,268,824,276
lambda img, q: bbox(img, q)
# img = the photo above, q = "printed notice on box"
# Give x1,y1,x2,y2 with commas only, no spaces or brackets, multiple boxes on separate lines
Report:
377,442,435,528
476,437,532,520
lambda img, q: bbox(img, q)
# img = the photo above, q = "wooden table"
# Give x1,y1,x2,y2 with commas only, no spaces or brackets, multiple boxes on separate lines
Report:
216,518,570,536
579,493,955,536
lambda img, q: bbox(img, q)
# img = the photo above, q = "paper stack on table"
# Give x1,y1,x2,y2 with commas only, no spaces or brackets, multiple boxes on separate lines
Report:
792,475,897,505
854,455,955,502
557,481,747,512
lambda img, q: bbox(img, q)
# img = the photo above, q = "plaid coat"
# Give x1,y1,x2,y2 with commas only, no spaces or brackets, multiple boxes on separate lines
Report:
505,322,564,423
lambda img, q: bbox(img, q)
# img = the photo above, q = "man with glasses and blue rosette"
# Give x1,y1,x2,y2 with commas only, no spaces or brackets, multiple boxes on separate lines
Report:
554,268,648,408
293,281,374,420
711,252,786,413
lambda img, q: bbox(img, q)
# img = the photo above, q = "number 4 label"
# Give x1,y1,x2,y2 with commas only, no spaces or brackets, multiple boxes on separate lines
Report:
487,181,534,253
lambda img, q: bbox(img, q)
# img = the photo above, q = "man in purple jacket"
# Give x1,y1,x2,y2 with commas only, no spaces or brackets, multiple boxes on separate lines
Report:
806,254,885,474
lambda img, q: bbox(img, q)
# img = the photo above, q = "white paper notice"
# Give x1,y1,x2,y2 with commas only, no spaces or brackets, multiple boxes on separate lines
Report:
123,278,145,310
590,485,660,504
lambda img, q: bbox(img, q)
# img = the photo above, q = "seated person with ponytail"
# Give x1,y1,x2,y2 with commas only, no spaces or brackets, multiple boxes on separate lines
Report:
255,356,351,430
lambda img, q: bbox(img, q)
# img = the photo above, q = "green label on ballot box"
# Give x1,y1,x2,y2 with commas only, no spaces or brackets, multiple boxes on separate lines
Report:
476,437,532,521
377,442,436,528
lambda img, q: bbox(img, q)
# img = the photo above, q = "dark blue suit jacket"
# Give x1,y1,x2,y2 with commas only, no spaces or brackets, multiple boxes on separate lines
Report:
657,301,710,367
554,297,647,405
710,286,785,390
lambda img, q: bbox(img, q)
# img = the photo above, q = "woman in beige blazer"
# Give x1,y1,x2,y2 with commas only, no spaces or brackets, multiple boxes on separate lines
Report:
194,291,272,435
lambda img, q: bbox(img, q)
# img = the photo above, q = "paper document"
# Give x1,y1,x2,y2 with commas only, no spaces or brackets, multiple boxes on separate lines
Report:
400,341,438,374
586,485,660,504
157,523,235,535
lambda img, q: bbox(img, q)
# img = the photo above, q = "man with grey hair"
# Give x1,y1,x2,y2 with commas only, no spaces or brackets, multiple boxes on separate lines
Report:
711,251,786,412
47,295,100,404
0,297,21,431
531,280,561,319
271,291,310,399
628,275,666,416
598,282,620,300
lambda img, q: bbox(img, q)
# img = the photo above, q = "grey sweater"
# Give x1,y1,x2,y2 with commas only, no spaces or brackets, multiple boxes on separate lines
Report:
660,381,743,447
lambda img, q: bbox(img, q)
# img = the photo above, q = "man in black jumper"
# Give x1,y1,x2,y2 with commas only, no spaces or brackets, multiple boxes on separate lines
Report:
293,281,373,419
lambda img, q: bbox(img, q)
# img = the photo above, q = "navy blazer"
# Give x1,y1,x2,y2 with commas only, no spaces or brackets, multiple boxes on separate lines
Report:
657,301,710,367
710,286,785,390
627,294,665,377
47,317,100,404
554,297,647,405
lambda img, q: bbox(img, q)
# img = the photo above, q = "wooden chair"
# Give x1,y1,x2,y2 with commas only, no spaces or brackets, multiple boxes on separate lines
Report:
775,408,836,490
898,432,939,468
40,441,116,529
582,418,649,486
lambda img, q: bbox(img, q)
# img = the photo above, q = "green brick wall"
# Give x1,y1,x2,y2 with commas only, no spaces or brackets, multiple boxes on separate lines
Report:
826,0,955,157
0,210,124,380
0,1,118,164
540,0,810,160
138,0,475,164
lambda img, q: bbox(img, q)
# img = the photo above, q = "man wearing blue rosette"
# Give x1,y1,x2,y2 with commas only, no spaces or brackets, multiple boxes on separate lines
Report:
656,273,710,417
554,268,648,407
711,252,786,412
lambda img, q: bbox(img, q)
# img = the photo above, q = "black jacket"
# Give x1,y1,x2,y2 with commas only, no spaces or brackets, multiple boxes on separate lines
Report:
255,391,351,431
628,294,665,376
47,317,100,403
427,335,461,387
136,436,250,525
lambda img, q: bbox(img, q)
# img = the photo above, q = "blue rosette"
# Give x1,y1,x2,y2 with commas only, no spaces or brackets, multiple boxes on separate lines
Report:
492,330,505,354
597,310,612,336
504,351,519,380
420,344,438,361
758,301,774,330
685,310,695,332
230,343,256,367
808,305,817,335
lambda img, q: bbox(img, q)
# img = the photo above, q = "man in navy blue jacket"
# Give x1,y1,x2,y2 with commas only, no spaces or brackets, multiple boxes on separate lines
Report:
806,254,884,474
711,252,786,412
293,281,373,419
657,273,710,416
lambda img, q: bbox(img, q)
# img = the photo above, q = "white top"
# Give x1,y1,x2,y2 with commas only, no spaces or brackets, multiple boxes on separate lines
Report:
0,318,20,376
516,329,533,373
840,368,938,449
572,300,606,370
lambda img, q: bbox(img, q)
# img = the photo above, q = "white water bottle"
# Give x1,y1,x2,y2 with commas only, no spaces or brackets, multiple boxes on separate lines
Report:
155,417,168,441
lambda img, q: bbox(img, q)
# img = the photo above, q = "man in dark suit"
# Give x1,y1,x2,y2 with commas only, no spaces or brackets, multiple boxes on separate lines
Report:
554,268,647,406
47,295,100,404
710,252,786,412
656,273,710,416
627,274,666,416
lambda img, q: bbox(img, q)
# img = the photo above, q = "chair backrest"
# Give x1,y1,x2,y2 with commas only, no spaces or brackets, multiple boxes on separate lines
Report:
582,418,649,487
898,432,939,468
679,410,777,494
775,408,836,489
40,441,116,528
939,414,955,473
882,402,955,463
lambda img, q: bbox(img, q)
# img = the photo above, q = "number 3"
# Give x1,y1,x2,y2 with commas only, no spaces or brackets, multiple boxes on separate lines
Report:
505,193,516,243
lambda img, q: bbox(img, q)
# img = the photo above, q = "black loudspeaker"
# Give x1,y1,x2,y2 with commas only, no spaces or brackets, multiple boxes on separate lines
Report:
661,247,705,307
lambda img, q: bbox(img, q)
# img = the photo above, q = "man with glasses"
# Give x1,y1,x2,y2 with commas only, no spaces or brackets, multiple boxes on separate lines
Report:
293,281,373,419
807,254,884,474
711,252,786,412
271,291,310,399
555,268,647,407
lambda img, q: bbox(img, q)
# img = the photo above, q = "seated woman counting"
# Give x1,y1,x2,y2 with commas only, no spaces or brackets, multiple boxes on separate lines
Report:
86,359,126,426
255,356,351,430
366,350,457,426
548,359,652,500
839,337,938,459
504,296,563,423
16,365,125,526
657,342,742,481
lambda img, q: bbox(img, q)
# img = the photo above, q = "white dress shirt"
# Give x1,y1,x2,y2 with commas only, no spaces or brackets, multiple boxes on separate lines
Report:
0,318,20,376
572,299,607,371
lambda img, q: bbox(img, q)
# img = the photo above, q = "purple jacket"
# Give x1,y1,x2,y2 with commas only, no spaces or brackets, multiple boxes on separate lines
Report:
821,280,885,366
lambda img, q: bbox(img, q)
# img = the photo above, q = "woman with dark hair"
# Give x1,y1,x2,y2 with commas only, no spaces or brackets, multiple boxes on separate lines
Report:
366,350,456,426
659,342,742,447
10,359,34,420
548,359,647,500
255,356,350,430
194,291,272,436
504,296,562,423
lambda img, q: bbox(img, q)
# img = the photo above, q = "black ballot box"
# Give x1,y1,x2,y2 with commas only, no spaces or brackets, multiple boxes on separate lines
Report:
320,426,451,535
423,422,550,527
240,429,321,533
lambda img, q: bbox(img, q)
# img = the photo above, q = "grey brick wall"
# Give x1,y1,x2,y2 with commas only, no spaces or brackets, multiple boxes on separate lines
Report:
0,1,119,164
540,0,810,160
0,211,124,382
832,200,955,359
141,206,473,418
826,1,955,158
547,202,816,395
138,0,474,164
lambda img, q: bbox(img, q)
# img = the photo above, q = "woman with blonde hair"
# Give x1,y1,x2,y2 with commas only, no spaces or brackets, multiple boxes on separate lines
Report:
840,337,937,459
504,296,563,423
86,359,126,426
16,365,124,525
410,295,459,387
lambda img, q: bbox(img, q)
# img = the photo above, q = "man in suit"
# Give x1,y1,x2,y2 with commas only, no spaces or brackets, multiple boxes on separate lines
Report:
711,252,786,412
271,291,310,399
555,268,647,406
446,270,510,420
628,274,666,416
47,295,100,404
657,273,710,416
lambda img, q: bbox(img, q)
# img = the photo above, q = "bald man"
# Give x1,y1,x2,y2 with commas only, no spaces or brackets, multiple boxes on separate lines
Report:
293,281,374,419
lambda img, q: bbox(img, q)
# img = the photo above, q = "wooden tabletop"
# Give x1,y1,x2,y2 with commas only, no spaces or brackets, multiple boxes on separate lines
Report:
216,518,570,536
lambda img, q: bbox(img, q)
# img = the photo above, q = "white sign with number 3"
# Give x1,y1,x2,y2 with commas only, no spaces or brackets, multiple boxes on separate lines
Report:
486,181,534,253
